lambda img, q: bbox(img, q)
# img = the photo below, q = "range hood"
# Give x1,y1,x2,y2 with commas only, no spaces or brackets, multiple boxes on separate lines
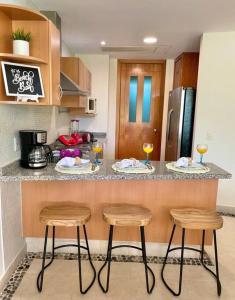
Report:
60,71,88,96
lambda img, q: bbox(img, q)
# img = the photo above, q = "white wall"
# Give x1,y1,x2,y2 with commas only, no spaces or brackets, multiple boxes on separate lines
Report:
106,58,118,159
77,54,110,134
1,182,25,270
193,32,235,207
160,59,174,160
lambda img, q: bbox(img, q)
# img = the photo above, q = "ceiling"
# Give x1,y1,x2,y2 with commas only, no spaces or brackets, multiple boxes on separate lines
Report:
33,0,235,59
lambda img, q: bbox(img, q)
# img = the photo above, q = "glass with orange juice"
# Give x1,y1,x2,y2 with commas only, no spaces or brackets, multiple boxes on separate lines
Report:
196,144,208,164
92,142,103,164
143,143,153,164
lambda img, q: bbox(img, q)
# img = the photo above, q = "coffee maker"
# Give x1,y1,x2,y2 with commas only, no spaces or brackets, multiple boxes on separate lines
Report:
19,130,49,169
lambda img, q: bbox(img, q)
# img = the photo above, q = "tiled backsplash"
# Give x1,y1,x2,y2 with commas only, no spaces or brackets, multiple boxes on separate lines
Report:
0,105,70,167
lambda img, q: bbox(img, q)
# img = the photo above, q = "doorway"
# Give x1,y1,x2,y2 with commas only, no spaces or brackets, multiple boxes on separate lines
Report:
116,60,166,160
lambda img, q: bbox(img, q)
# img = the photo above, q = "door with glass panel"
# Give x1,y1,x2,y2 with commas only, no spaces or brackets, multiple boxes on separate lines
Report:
117,61,165,160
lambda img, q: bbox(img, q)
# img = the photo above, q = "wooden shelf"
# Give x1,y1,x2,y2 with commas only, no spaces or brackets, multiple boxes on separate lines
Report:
0,53,47,64
0,100,48,105
0,4,61,106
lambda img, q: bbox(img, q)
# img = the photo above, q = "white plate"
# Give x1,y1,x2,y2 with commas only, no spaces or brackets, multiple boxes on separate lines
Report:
58,159,90,169
173,162,206,170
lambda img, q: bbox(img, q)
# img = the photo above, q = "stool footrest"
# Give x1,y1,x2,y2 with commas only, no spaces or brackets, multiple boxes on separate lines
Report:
161,224,222,297
37,225,96,295
98,225,155,294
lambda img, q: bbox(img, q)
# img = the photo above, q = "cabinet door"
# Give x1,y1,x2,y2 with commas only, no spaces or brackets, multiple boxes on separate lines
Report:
173,57,182,89
49,22,61,105
78,59,87,91
87,69,92,95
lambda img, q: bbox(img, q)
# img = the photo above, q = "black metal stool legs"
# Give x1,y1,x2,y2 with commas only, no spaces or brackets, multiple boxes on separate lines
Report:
200,230,221,296
98,225,114,293
161,225,222,297
37,225,55,292
140,226,155,293
213,230,221,296
98,225,155,294
161,225,185,296
77,225,97,294
37,225,96,294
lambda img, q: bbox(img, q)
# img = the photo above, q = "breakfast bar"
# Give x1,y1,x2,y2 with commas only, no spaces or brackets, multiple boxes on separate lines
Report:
0,160,231,246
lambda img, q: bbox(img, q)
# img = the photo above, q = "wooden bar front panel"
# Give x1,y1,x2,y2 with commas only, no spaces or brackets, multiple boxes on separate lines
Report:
22,179,218,245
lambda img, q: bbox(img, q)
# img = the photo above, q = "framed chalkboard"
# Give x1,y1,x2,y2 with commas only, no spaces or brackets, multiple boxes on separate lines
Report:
1,61,44,99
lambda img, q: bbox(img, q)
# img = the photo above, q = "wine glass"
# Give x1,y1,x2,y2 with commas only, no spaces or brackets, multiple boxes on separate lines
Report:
143,143,153,164
196,144,208,164
92,142,103,164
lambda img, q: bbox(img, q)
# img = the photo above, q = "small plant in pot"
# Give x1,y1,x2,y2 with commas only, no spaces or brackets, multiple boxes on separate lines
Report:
12,28,32,56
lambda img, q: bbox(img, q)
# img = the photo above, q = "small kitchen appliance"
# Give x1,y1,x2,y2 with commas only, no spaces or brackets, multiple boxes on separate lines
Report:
19,130,49,169
86,97,97,114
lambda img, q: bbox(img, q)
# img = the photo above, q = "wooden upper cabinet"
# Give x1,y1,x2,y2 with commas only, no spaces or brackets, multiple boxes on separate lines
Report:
60,57,92,109
173,52,199,89
0,4,61,106
49,22,61,106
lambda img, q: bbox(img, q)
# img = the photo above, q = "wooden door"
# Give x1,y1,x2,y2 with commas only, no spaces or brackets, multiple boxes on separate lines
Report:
116,61,165,160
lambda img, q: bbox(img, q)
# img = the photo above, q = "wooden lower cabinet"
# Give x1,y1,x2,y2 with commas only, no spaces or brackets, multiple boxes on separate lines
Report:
22,179,218,245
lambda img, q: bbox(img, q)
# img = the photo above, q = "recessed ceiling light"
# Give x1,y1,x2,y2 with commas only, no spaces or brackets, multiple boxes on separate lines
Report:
100,40,106,46
143,37,158,44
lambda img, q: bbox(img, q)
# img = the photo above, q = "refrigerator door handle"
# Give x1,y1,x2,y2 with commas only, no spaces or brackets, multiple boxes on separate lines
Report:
166,109,174,142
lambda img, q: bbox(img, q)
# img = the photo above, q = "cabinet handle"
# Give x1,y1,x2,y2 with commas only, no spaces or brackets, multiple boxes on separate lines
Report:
59,85,63,101
167,109,174,141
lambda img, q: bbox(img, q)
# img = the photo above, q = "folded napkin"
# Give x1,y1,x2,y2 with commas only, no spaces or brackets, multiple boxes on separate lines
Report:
57,157,75,167
115,159,146,169
175,157,202,168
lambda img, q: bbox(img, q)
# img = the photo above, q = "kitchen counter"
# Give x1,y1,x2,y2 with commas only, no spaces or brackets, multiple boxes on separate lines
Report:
0,160,231,182
1,159,231,246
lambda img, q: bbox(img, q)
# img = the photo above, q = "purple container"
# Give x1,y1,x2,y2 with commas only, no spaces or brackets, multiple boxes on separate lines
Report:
60,148,82,158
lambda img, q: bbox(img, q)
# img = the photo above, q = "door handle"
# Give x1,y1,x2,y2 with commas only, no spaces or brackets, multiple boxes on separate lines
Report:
153,129,157,133
166,109,174,141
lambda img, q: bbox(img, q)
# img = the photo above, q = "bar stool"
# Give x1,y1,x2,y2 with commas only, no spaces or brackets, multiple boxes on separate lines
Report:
161,208,223,296
37,204,96,294
98,204,155,294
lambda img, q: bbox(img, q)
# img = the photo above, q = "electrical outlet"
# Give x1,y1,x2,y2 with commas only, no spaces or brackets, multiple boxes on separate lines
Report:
13,136,20,152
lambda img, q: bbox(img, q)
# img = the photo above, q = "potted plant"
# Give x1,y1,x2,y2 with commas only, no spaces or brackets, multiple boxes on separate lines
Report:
11,28,32,56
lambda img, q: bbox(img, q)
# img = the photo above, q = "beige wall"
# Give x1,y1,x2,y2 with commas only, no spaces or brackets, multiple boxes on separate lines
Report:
193,32,235,207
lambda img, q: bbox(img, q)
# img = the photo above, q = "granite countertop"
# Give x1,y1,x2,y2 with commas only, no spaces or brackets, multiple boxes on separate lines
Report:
0,160,231,182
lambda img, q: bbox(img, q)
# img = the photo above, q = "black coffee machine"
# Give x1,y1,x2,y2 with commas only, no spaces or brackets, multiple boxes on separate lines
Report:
19,130,50,169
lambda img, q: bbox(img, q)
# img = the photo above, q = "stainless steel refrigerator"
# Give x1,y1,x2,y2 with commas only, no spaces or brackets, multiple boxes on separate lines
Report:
165,87,196,161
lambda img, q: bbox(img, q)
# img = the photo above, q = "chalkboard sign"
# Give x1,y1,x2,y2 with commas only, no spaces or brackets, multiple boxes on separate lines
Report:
1,61,44,99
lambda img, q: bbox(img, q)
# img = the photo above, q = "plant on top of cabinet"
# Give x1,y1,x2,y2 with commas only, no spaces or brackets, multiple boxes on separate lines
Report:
12,28,32,56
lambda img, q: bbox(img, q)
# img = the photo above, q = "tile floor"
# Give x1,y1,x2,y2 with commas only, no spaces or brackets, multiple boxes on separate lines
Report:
1,216,235,300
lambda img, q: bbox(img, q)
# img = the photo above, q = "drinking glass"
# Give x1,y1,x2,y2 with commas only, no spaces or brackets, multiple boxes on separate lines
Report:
92,142,103,164
196,144,208,164
143,143,153,164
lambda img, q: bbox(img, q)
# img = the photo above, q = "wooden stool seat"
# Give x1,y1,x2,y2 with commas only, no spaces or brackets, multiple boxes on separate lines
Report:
39,205,91,227
170,208,223,230
103,204,152,227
